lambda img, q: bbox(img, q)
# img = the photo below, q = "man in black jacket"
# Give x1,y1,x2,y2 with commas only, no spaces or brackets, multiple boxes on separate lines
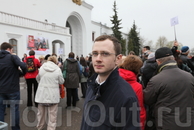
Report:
144,47,194,130
81,35,140,130
0,42,27,130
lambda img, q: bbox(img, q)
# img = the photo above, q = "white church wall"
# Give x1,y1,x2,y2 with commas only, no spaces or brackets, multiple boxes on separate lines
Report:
91,21,112,40
0,0,127,58
0,23,70,59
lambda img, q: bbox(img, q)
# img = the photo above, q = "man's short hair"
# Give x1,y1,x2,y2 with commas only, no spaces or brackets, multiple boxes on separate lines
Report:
94,35,121,55
156,55,174,63
68,52,75,58
29,50,35,56
0,42,13,50
143,46,150,50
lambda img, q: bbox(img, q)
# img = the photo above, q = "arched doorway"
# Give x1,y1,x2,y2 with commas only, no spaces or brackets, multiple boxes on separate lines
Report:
66,12,85,57
52,40,65,59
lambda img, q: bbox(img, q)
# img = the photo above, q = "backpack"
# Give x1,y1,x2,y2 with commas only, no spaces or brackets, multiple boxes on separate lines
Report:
26,58,36,72
83,66,89,77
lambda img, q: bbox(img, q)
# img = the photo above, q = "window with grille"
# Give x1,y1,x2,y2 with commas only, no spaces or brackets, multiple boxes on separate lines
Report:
9,39,17,54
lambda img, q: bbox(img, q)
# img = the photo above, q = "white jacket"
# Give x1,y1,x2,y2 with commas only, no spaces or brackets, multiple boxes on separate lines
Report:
35,61,64,104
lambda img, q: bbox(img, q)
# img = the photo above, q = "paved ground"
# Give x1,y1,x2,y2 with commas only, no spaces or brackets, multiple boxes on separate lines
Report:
4,77,85,130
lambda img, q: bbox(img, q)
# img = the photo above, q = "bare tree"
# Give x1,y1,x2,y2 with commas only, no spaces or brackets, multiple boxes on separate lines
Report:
166,41,174,48
166,41,183,49
190,47,194,54
155,36,168,49
146,40,154,51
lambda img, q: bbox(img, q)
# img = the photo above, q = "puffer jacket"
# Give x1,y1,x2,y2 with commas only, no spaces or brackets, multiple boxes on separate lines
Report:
35,61,64,103
24,55,41,79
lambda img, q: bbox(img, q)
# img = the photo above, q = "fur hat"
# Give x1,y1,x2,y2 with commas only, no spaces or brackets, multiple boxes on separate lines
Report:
181,46,189,53
155,47,173,59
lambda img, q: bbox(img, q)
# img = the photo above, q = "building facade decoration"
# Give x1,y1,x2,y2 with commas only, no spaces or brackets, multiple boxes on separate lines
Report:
72,0,82,5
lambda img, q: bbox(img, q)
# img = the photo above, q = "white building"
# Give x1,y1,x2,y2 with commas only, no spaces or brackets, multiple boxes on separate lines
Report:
0,0,127,59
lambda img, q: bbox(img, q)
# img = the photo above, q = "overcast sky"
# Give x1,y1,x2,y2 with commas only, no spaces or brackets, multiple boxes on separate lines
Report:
85,0,194,49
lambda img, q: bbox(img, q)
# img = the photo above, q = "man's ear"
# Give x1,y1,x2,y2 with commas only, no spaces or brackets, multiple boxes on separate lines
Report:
156,59,161,65
115,54,122,65
6,48,12,53
117,54,122,60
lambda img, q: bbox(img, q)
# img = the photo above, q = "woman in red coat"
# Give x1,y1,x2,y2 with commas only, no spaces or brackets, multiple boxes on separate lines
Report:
119,55,146,130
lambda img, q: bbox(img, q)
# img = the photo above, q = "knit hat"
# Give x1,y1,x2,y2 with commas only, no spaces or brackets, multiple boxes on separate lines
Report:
181,46,189,53
155,47,173,59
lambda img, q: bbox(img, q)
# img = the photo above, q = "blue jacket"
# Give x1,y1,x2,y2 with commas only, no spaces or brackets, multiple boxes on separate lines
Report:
81,67,141,130
0,50,27,93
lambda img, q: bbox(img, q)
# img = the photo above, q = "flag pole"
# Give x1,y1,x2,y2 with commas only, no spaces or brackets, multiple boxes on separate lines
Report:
174,25,177,41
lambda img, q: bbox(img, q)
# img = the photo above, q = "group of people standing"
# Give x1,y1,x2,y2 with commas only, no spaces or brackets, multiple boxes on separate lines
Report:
80,35,194,130
1,34,194,130
140,42,194,130
0,41,91,130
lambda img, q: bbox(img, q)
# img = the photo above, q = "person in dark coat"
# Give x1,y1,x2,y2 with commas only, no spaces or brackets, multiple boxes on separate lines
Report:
79,57,88,98
144,47,194,130
81,35,141,130
172,42,193,75
62,52,81,108
141,52,158,88
0,42,27,130
180,46,194,73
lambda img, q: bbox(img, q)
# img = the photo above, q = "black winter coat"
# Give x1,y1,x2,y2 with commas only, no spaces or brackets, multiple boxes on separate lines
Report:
0,50,27,93
81,68,141,130
141,57,157,88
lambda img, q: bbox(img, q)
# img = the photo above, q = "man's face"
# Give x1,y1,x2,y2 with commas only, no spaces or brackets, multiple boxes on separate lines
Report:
142,48,147,53
92,39,121,76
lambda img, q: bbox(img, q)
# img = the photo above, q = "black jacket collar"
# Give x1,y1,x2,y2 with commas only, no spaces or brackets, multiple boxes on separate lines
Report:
88,67,119,99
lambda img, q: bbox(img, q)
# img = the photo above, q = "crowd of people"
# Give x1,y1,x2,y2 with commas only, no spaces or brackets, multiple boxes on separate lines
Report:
0,35,194,130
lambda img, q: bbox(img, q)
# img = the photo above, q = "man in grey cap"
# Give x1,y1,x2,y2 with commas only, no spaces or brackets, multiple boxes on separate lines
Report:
144,47,194,130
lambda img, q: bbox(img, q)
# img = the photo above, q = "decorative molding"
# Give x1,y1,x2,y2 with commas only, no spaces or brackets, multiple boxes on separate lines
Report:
6,32,22,39
82,1,93,10
72,0,82,5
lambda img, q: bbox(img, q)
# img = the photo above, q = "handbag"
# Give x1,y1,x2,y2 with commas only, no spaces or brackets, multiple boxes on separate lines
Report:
59,84,65,98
